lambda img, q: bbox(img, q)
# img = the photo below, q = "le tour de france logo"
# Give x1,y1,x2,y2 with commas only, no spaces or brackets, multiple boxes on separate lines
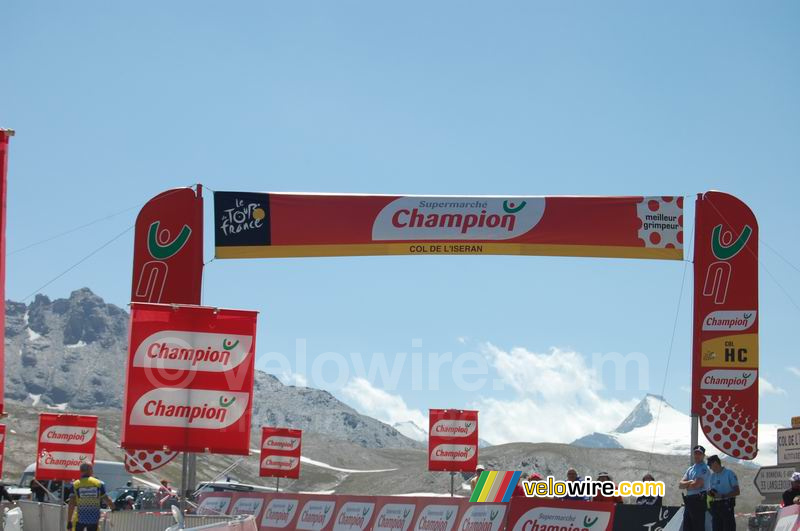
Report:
372,197,546,241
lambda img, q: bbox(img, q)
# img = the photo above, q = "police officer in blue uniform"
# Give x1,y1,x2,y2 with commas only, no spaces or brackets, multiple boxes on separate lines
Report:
679,445,711,531
708,454,739,531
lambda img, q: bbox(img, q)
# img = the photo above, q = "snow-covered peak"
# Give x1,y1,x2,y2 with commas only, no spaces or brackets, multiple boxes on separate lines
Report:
393,421,428,442
573,394,781,466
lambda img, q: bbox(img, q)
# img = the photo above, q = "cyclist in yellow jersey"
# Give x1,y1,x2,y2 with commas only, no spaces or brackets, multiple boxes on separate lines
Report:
66,463,115,531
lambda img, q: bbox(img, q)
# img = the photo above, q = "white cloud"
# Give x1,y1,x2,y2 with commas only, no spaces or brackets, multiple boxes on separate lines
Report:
789,367,800,378
339,377,427,428
760,376,786,396
471,344,637,444
278,371,308,387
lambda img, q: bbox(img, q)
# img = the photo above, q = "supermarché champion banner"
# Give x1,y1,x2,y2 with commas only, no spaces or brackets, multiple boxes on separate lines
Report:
214,192,684,260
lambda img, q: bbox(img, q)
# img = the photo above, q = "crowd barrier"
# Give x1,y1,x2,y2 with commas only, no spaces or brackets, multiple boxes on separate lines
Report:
183,515,259,530
773,504,800,531
17,500,64,531
101,511,246,531
195,491,683,530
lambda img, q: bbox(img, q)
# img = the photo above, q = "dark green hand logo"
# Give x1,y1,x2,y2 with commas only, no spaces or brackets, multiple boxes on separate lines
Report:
502,200,526,213
711,224,752,261
147,221,192,260
222,339,239,350
584,516,599,527
490,510,499,521
219,396,236,408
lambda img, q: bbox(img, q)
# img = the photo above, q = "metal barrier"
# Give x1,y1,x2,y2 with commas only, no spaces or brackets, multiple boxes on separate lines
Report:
183,516,258,530
101,511,243,531
18,500,65,531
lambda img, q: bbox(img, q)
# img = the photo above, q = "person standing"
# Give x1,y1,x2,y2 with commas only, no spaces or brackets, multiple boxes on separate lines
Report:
564,468,588,501
783,472,800,507
592,472,623,504
707,455,738,531
66,463,115,531
469,465,486,491
679,445,711,531
636,474,663,507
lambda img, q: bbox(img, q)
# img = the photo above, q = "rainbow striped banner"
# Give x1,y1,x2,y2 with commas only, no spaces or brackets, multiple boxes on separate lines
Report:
469,471,521,502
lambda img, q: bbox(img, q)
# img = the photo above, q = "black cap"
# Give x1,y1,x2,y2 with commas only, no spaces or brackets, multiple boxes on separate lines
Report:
693,445,706,454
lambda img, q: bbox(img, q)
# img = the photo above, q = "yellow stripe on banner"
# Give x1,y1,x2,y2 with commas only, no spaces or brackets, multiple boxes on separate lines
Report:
478,471,498,502
215,243,683,261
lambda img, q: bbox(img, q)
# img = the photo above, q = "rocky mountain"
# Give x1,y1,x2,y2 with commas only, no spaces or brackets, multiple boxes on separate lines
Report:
571,394,782,467
3,288,421,451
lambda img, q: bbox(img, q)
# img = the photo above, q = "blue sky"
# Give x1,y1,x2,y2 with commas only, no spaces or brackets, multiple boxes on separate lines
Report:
2,1,798,447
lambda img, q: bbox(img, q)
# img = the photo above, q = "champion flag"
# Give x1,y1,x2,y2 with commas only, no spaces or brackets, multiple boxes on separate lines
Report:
127,186,204,472
428,409,478,472
692,191,759,459
260,427,302,479
122,303,257,455
36,413,98,481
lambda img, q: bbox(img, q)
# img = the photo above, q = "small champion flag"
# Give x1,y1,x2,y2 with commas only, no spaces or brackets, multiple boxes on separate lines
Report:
469,471,521,502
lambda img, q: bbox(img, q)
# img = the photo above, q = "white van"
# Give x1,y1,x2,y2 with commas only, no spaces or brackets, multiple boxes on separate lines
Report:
14,460,133,501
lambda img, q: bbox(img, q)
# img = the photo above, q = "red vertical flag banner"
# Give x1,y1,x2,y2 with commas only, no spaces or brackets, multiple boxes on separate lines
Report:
0,130,13,417
36,413,98,481
122,303,257,455
127,186,203,472
132,187,203,305
428,409,479,472
0,424,6,478
692,191,759,460
260,427,302,479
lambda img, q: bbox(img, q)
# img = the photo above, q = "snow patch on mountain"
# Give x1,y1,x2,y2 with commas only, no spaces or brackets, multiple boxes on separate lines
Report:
394,421,427,442
572,394,780,466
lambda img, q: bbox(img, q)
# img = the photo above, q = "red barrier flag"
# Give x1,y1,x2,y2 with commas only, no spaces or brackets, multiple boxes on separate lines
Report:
36,413,98,481
260,427,302,479
428,409,479,472
0,130,14,417
122,303,257,455
0,424,6,478
692,191,759,459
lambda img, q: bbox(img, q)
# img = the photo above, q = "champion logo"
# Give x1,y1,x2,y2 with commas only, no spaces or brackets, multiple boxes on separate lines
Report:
334,502,375,530
198,497,231,516
263,435,300,450
38,451,93,470
261,455,299,470
261,499,299,528
458,506,507,531
415,505,458,531
133,331,253,372
374,503,415,531
431,420,477,437
40,426,96,445
297,501,335,531
231,498,264,516
511,508,611,531
702,311,757,332
129,388,249,429
700,369,757,390
430,444,476,462
372,197,546,242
